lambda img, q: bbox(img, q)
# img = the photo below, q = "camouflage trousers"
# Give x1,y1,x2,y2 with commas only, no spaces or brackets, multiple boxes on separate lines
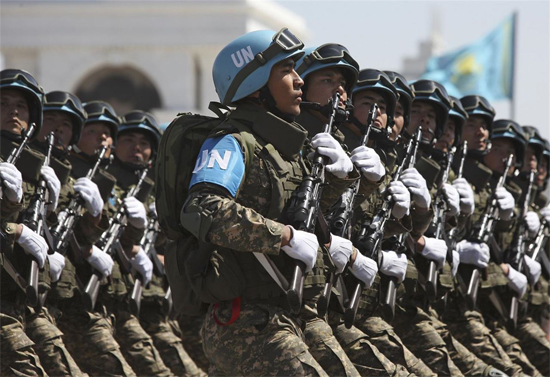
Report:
442,300,525,377
328,314,411,376
392,302,464,376
25,305,87,377
56,298,136,377
139,301,206,377
177,314,209,372
514,316,550,376
354,314,436,376
112,303,173,377
201,302,328,376
487,319,542,377
0,299,46,377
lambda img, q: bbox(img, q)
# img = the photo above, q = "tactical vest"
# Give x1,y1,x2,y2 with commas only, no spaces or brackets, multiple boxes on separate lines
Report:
217,106,327,306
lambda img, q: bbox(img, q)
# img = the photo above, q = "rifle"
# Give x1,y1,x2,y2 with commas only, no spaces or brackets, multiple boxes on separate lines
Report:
21,132,54,306
0,124,37,292
505,169,536,331
528,217,548,264
286,93,340,314
346,127,422,327
420,145,456,301
50,146,108,256
129,216,164,316
318,104,378,318
83,166,150,312
460,154,515,310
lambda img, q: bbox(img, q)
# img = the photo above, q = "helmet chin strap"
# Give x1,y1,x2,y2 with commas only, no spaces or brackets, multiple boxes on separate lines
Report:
300,97,350,129
258,86,296,123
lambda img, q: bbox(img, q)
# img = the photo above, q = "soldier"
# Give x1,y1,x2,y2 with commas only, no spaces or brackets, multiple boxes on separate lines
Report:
114,111,205,377
24,90,93,376
55,101,138,376
178,28,365,376
1,68,54,376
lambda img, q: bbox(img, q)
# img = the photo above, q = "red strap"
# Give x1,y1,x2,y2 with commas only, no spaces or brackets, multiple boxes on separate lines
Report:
213,297,241,326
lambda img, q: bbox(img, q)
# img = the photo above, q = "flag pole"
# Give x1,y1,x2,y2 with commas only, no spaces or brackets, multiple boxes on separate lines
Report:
510,11,518,120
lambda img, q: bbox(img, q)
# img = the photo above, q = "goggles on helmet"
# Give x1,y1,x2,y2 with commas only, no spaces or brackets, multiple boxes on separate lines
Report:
297,44,359,75
0,69,43,95
85,102,118,121
45,91,86,116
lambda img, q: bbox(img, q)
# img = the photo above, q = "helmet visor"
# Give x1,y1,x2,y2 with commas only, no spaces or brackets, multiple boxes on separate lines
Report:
45,91,85,115
85,102,117,120
258,28,304,63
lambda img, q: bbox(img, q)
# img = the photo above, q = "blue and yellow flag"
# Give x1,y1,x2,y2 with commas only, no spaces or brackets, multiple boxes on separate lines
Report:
422,13,515,101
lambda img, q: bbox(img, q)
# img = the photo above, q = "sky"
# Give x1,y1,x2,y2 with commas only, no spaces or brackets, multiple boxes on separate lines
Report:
275,0,550,140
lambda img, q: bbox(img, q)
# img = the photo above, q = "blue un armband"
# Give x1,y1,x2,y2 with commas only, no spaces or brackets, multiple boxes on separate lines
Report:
189,134,245,197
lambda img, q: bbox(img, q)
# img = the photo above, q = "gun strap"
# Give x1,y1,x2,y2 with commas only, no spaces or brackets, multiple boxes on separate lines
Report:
488,288,509,321
252,253,289,293
41,212,56,253
1,255,28,292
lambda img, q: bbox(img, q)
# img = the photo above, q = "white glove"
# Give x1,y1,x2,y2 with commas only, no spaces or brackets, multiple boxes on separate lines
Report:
495,187,515,221
506,264,527,297
523,255,541,285
47,252,65,282
442,183,460,217
86,245,114,278
541,205,550,223
457,240,490,268
400,168,431,208
452,178,475,215
379,250,408,284
421,237,447,269
388,181,410,219
328,235,353,274
16,224,47,268
0,162,23,203
74,177,104,217
123,197,148,229
282,226,319,273
350,252,378,288
524,211,541,236
451,249,460,277
311,133,353,178
350,146,385,182
130,247,153,286
40,166,61,212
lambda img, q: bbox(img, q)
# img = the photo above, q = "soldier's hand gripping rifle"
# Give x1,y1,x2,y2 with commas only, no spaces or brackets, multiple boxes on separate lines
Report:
318,104,378,318
505,168,536,331
83,166,150,312
50,146,108,257
21,132,54,306
446,142,468,265
129,215,164,316
286,92,340,314
528,214,549,274
346,128,422,327
461,154,515,310
422,146,457,301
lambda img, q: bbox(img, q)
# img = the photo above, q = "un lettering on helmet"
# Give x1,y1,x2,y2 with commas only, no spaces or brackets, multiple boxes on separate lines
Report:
231,46,254,68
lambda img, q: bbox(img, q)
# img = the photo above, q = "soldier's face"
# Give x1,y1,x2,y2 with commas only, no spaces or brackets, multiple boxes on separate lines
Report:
352,90,388,130
39,111,73,149
408,101,437,142
305,67,348,108
462,115,490,151
267,58,303,117
392,101,405,141
483,138,516,175
435,119,456,152
537,156,548,187
115,131,152,165
522,145,537,173
78,122,112,156
0,89,30,135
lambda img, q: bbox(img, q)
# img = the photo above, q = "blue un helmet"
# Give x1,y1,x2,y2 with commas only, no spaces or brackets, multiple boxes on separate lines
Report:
213,28,304,105
410,80,452,141
384,71,415,129
0,68,45,139
522,126,546,164
460,95,496,138
447,95,468,147
353,69,398,120
119,110,162,158
295,44,359,99
44,91,87,146
83,101,120,142
492,119,528,170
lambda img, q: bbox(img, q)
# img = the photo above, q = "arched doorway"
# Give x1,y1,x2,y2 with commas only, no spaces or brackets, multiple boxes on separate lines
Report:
75,65,162,115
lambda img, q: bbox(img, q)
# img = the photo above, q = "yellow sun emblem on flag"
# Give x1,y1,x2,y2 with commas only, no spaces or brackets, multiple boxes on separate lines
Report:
451,54,482,84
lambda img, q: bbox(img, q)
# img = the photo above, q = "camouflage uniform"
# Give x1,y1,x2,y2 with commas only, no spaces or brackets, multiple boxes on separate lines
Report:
177,314,210,372
183,104,356,376
1,136,49,377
